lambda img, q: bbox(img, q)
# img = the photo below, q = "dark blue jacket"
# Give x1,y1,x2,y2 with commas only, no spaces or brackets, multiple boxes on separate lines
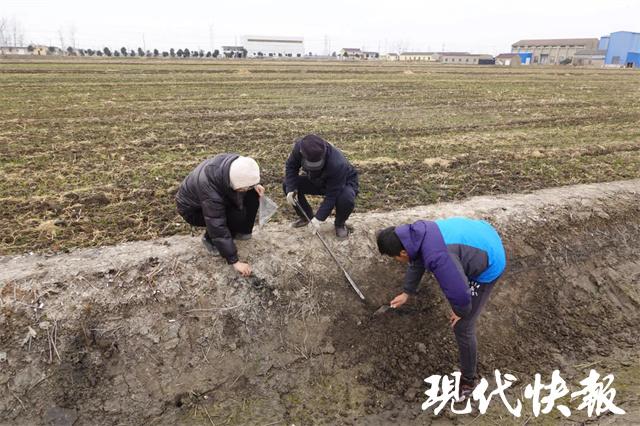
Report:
395,218,506,317
284,136,358,221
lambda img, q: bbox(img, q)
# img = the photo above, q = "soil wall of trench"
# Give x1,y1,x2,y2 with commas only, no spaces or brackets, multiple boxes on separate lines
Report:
1,180,639,425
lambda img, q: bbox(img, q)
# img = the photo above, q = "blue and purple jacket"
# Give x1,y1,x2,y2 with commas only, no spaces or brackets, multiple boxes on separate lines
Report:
395,217,506,317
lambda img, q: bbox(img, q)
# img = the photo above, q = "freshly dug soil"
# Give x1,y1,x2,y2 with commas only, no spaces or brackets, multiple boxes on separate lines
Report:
1,179,639,425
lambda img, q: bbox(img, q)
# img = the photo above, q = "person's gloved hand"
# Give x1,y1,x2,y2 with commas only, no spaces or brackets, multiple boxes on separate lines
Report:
286,191,297,207
309,217,324,234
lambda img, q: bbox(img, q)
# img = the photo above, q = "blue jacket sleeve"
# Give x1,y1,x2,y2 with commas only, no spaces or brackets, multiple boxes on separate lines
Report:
425,250,472,317
284,142,302,193
403,260,425,294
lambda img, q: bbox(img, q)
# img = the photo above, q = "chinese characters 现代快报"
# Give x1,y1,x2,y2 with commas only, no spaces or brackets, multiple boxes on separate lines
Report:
421,369,626,418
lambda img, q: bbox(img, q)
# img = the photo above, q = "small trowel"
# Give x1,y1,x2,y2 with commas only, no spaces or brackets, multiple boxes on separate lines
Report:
373,304,392,316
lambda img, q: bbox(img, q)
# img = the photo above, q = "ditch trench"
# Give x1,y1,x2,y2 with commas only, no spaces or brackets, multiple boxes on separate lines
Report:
1,179,639,425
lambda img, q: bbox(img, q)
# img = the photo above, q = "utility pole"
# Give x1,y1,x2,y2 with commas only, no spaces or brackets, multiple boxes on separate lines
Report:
209,24,214,52
142,33,146,51
324,34,330,56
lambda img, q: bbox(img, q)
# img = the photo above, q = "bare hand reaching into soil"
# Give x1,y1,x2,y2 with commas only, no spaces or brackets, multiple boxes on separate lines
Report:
233,261,252,277
390,292,409,308
450,311,461,328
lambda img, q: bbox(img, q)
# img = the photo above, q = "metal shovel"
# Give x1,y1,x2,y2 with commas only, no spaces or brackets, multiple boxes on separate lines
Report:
373,305,392,315
292,199,366,301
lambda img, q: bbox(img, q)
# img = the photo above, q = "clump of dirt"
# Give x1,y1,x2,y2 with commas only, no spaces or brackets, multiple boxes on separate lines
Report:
1,180,639,425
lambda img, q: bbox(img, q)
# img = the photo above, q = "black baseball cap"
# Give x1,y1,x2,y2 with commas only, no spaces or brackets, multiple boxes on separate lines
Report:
300,135,327,171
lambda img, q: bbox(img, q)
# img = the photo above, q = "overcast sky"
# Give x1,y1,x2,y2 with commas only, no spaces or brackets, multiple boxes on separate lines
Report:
2,0,638,54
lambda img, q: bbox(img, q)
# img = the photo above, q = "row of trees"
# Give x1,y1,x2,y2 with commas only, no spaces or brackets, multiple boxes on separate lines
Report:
0,17,25,47
63,47,221,58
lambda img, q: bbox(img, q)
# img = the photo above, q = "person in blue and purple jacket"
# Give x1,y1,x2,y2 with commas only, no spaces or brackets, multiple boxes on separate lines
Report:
376,217,506,400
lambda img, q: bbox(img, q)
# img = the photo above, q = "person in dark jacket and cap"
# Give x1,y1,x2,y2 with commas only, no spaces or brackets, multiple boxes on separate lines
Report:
176,154,264,277
376,217,506,401
283,134,359,239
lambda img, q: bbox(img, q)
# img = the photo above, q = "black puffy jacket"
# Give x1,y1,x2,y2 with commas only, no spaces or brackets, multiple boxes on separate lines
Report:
176,154,244,264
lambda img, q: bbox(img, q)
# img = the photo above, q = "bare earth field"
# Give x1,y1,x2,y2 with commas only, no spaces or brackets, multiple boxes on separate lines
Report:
1,59,639,254
1,59,639,425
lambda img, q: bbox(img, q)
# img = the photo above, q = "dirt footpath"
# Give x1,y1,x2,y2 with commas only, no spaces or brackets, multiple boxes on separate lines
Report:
1,180,639,425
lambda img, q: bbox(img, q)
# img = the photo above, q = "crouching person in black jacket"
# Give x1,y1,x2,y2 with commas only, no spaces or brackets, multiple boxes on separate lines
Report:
176,154,264,277
283,134,358,239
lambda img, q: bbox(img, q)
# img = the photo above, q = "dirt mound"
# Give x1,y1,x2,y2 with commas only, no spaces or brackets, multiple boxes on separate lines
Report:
1,180,639,425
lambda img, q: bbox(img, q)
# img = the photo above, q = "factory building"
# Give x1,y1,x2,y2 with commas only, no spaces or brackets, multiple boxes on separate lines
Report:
399,52,439,61
511,38,598,65
241,36,304,57
0,46,29,55
339,48,362,58
572,49,606,67
599,31,640,67
495,53,522,66
441,52,493,64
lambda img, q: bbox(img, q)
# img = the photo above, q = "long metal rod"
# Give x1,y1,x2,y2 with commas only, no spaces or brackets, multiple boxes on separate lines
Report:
293,199,366,301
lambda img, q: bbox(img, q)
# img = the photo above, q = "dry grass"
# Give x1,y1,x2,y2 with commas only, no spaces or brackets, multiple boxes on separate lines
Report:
1,58,639,254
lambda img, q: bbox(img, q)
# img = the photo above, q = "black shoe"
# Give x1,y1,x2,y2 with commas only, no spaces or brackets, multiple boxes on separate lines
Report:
234,233,252,241
457,377,477,402
335,225,349,239
201,234,219,255
291,218,309,228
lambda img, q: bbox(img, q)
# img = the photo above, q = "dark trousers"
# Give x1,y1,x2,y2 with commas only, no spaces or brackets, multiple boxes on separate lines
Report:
453,279,498,381
177,190,259,237
282,177,356,226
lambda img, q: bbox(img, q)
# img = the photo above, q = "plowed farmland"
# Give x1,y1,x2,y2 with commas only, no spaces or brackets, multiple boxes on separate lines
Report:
1,59,639,254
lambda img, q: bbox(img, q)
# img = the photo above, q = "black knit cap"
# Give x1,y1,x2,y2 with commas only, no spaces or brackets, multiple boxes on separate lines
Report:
300,134,327,171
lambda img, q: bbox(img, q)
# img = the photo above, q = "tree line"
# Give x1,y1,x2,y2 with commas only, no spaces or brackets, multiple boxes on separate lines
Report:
61,46,221,58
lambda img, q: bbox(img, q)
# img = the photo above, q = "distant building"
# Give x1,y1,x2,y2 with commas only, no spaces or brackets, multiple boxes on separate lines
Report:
241,36,304,57
441,52,493,64
511,38,598,65
362,51,379,59
572,49,606,67
399,52,439,61
384,53,399,61
517,52,533,65
339,48,362,58
0,46,29,55
495,53,522,66
599,31,640,67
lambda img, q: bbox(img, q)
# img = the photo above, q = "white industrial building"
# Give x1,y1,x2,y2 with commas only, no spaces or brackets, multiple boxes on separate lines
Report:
241,35,305,57
0,46,29,55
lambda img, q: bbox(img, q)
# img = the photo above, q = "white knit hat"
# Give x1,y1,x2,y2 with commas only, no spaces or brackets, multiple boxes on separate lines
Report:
229,156,260,190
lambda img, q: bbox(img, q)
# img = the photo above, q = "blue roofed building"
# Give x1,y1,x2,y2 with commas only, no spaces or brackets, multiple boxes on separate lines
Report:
599,31,640,67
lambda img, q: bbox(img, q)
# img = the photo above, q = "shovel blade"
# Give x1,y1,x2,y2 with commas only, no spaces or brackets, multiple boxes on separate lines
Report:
373,305,392,316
